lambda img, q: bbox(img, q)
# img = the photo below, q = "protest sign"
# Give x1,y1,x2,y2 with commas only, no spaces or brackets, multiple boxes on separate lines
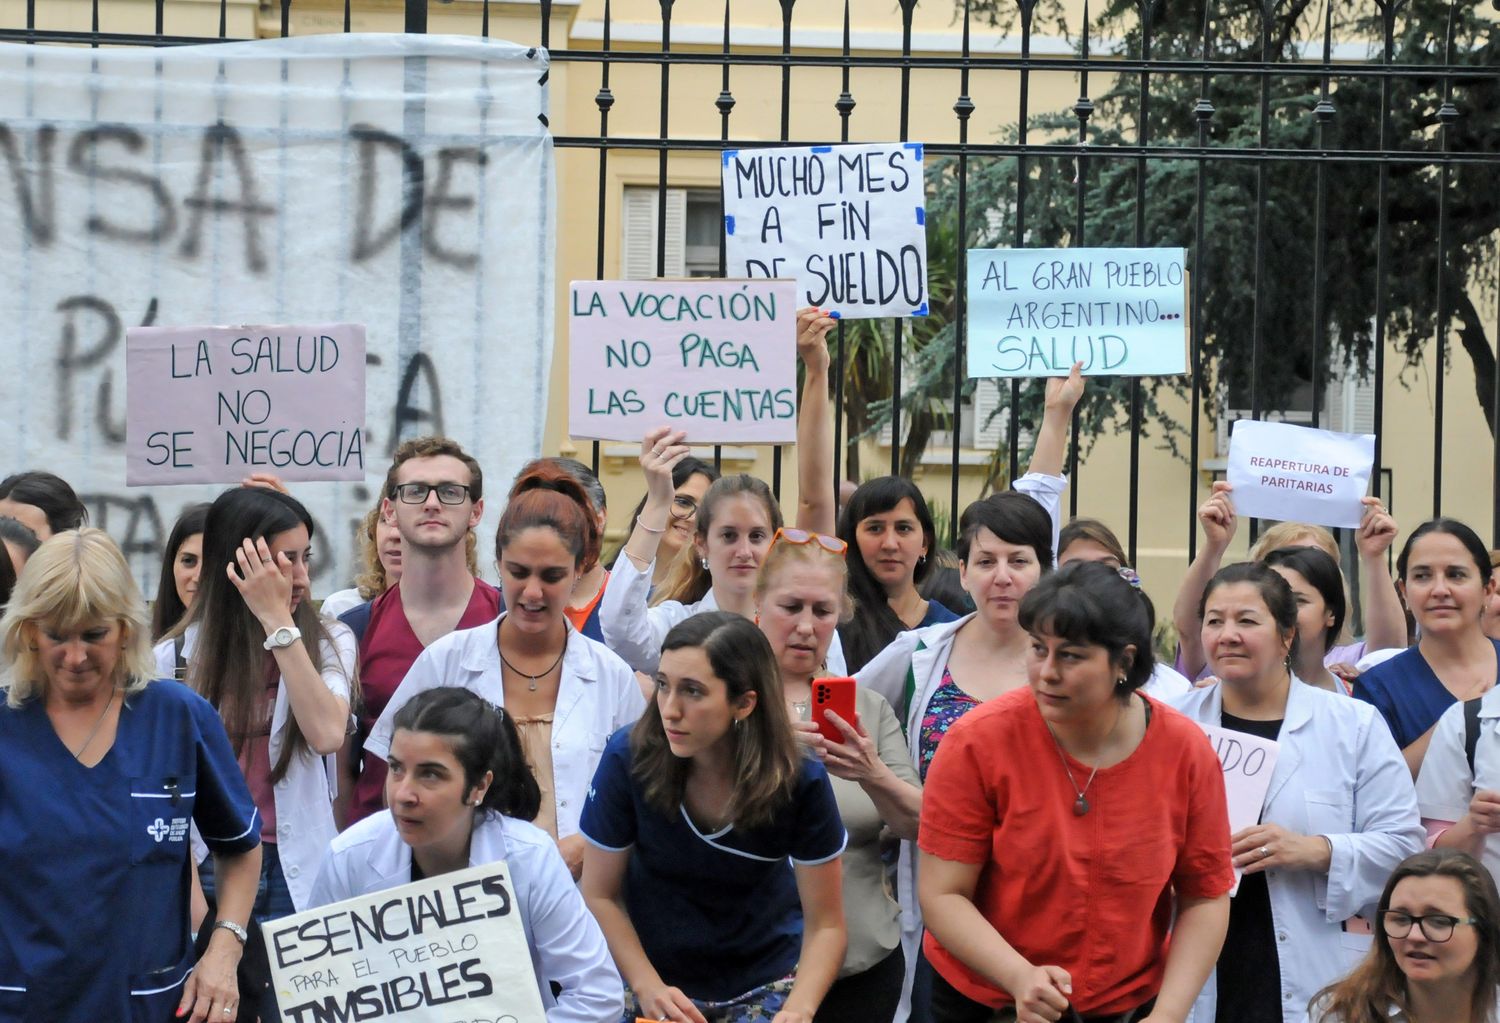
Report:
1226,420,1376,528
1198,722,1280,896
0,34,553,589
721,142,928,320
265,862,546,1023
568,279,799,443
966,247,1189,378
126,324,366,485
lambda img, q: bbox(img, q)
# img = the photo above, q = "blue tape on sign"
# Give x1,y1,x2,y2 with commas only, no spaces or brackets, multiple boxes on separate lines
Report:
916,207,926,225
905,142,925,161
811,145,833,153
722,150,738,165
724,215,735,236
830,311,842,320
914,303,929,316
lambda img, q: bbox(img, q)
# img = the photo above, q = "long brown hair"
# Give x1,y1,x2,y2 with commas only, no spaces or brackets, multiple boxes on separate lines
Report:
630,611,802,828
652,474,782,607
169,488,346,784
1311,849,1500,1023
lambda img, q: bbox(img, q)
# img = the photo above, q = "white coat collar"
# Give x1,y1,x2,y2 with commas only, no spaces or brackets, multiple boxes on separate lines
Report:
366,810,509,888
1180,674,1318,809
459,613,598,684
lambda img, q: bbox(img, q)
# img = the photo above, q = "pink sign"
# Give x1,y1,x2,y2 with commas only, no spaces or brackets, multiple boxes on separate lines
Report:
568,279,798,444
126,324,367,485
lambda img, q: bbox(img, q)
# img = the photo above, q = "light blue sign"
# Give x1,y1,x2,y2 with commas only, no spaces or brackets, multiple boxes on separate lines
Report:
966,247,1189,378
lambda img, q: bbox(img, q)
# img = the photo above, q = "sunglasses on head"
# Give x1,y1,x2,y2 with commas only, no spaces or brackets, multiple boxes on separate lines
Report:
771,527,847,556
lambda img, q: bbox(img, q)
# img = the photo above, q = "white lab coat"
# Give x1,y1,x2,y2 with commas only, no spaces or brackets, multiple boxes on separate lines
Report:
597,552,848,677
1415,685,1500,881
154,620,355,912
309,810,624,1023
364,614,645,840
1170,679,1424,1023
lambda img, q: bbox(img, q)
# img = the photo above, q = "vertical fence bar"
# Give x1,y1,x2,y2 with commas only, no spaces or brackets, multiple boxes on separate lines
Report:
1009,0,1037,484
1493,260,1500,544
951,0,974,542
1430,3,1458,518
1126,0,1151,563
1244,0,1274,547
774,0,795,496
713,0,735,474
1068,5,1094,519
1309,1,1335,429
890,0,918,477
834,0,854,497
590,0,615,477
405,0,426,35
1187,3,1214,564
1369,1,1399,503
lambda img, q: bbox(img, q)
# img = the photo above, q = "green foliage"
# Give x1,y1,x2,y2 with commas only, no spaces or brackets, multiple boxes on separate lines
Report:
872,0,1500,462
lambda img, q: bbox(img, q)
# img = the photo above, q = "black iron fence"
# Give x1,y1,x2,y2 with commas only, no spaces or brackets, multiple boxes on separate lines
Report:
3,0,1498,565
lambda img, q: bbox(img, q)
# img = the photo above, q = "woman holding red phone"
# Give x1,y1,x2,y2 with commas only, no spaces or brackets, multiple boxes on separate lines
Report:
756,529,923,1023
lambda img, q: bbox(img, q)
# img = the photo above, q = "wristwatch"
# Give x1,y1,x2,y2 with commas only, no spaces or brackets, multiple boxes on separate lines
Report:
213,919,248,945
263,625,302,650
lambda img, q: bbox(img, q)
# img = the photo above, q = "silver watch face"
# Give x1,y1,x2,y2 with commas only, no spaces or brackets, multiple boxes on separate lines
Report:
270,627,296,647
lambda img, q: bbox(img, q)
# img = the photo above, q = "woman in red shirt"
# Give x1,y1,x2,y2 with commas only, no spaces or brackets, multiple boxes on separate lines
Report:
918,560,1234,1023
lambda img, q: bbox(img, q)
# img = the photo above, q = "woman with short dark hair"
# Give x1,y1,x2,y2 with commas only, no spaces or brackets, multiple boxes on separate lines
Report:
919,561,1234,1023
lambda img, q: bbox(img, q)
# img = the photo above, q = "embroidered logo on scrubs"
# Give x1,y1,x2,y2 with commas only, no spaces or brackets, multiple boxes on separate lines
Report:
147,817,191,843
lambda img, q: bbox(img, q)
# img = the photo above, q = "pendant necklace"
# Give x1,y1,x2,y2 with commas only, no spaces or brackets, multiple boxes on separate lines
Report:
1044,699,1125,817
499,627,567,692
70,687,118,762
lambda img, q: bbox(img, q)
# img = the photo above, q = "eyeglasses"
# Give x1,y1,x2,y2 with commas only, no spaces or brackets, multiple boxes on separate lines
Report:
669,494,699,520
1381,911,1480,942
771,527,847,556
391,482,472,506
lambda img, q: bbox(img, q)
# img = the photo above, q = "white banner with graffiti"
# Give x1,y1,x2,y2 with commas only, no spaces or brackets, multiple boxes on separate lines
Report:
0,33,554,591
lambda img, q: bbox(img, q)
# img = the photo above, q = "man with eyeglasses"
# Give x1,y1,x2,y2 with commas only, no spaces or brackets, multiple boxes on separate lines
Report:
338,436,503,823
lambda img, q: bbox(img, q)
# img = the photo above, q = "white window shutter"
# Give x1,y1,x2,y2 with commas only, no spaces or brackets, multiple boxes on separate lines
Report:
621,186,686,279
972,379,1004,449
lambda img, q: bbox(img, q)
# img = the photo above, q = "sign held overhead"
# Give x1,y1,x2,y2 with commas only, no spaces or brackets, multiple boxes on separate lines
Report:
568,279,799,444
722,142,929,320
967,247,1190,379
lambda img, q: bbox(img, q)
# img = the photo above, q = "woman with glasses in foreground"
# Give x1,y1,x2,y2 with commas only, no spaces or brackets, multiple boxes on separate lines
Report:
1311,849,1500,1023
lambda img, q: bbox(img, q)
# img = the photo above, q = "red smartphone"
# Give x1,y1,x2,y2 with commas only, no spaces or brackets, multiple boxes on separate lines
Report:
812,677,859,744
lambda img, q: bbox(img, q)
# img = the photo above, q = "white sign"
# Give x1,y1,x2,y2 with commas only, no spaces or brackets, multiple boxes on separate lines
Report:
266,862,546,1023
966,247,1189,378
0,34,554,591
1226,420,1376,528
126,324,367,485
568,279,798,443
1199,722,1279,895
722,142,929,320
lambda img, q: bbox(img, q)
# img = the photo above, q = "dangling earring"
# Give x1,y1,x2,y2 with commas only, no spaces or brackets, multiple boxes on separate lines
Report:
700,557,709,570
732,715,743,730
918,554,927,566
1115,675,1127,688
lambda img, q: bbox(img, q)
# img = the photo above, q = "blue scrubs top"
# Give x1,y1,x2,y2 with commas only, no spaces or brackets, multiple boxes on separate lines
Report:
1354,640,1500,750
580,728,847,1002
0,680,260,1023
